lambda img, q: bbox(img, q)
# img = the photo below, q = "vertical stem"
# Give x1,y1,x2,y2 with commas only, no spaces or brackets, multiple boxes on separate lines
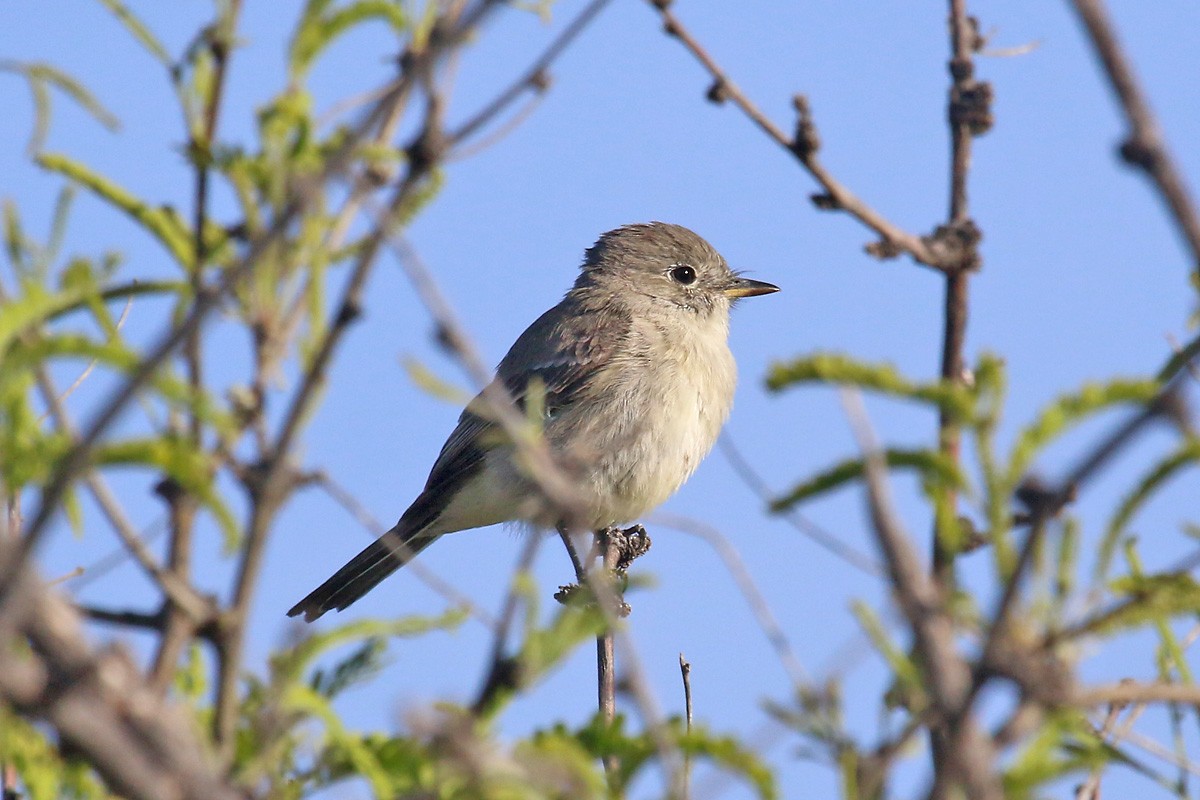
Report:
931,0,980,772
597,533,620,785
679,653,693,799
152,0,242,694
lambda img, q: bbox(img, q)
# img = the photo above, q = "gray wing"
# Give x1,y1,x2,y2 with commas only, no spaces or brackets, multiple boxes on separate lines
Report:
400,295,628,528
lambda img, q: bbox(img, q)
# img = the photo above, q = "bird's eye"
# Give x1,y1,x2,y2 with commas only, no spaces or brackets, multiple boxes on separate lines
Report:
670,265,697,285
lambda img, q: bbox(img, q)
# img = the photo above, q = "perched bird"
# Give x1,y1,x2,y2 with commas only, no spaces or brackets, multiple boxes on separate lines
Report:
288,222,778,622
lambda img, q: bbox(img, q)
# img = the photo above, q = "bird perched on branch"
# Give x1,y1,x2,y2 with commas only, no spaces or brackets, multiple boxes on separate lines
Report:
288,222,778,622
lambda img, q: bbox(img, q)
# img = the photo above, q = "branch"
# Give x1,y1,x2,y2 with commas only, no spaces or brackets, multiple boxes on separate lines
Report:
653,511,810,692
840,389,1003,800
1076,682,1200,709
1069,0,1200,272
932,1,989,592
450,0,613,146
0,546,242,800
642,0,950,271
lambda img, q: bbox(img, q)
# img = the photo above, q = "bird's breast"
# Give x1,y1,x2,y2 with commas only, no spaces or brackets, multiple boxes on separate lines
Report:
560,312,737,526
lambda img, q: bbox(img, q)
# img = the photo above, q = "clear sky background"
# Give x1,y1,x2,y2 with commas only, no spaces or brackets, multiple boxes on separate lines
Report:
3,1,1199,797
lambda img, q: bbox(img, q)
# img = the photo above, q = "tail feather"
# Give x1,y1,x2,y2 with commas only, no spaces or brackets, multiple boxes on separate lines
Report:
287,527,439,622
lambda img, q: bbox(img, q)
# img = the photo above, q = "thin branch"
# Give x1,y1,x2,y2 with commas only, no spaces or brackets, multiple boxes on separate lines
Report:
470,534,543,716
450,0,613,146
679,653,693,800
213,77,434,754
1077,682,1200,709
1069,0,1200,273
642,0,947,270
1077,699,1129,800
153,0,245,693
933,0,988,588
653,511,810,691
717,435,883,576
597,534,619,771
312,470,494,627
36,296,133,423
8,284,212,622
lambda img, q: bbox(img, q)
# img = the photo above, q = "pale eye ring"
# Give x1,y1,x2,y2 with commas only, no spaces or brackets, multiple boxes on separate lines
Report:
669,265,697,285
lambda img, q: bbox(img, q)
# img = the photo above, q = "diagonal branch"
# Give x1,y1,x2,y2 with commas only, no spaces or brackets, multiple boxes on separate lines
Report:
642,0,948,270
0,545,241,800
840,389,1002,800
451,0,614,147
1069,0,1200,273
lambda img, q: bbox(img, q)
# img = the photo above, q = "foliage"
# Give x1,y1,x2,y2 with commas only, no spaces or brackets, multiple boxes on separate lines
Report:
2,1,1199,799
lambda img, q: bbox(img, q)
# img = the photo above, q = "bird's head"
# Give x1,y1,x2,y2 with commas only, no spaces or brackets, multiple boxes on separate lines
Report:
575,222,778,317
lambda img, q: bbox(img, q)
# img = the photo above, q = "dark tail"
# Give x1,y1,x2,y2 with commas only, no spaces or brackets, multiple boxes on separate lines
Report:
287,525,440,622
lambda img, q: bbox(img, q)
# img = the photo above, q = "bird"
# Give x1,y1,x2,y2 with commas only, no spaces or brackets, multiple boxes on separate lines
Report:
288,222,778,622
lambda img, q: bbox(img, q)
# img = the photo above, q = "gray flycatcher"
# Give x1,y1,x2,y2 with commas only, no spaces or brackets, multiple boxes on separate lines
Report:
288,222,778,622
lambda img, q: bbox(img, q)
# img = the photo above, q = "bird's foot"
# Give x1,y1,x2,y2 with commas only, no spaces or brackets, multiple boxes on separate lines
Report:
553,525,651,617
596,524,652,573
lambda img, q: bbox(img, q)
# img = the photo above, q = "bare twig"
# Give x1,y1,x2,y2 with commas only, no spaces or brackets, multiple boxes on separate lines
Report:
653,511,810,690
679,653,693,799
1076,699,1128,800
312,470,494,627
933,0,989,588
1069,0,1200,273
36,296,133,424
597,534,620,783
1,271,213,626
213,65,441,756
450,0,613,147
1077,681,1200,709
470,534,543,716
717,435,883,577
642,0,950,270
153,0,245,696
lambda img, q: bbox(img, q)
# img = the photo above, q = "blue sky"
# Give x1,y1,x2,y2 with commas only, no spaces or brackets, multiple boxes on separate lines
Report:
3,1,1199,797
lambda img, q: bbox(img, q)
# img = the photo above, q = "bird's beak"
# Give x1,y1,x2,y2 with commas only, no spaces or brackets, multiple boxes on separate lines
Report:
723,277,780,298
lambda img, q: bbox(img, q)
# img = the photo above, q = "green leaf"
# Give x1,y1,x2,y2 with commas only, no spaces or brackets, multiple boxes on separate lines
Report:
175,642,208,704
766,352,975,420
0,709,106,800
678,725,778,800
402,357,469,404
0,281,97,356
0,60,120,154
35,152,194,268
1098,439,1200,579
3,198,30,273
1007,378,1161,487
561,715,778,799
1099,573,1200,633
44,185,77,268
310,637,387,698
282,683,396,796
771,447,966,511
93,436,239,550
290,0,408,79
3,333,235,435
277,609,468,684
94,0,173,67
851,600,926,712
1004,711,1119,798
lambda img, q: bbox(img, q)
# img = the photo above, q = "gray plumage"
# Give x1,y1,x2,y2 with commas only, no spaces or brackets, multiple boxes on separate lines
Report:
288,222,778,621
